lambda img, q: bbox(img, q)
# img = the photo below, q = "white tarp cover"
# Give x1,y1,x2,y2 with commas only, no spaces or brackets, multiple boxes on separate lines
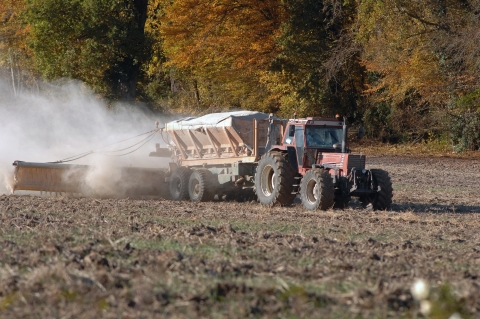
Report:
165,111,274,131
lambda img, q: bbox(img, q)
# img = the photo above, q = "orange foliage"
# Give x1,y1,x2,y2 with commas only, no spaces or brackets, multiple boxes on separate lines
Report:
0,0,30,67
161,0,286,78
0,0,28,46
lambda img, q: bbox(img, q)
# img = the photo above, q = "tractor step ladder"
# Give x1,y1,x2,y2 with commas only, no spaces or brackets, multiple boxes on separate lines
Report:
291,176,301,194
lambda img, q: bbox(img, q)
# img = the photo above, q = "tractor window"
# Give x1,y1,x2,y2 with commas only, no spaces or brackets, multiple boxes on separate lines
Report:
305,126,343,148
284,125,294,144
294,126,304,165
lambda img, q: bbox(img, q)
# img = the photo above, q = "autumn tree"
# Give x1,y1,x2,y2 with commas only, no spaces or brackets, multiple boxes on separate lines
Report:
0,0,34,94
442,0,480,150
267,0,364,118
140,0,171,107
160,0,287,112
2,0,479,149
357,0,480,144
26,0,152,101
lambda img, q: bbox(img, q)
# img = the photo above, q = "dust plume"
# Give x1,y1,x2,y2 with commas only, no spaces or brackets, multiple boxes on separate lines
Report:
83,158,124,197
0,78,173,196
4,172,14,194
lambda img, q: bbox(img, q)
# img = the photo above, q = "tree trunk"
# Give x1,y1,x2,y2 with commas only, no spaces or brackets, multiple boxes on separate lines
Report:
11,67,16,97
134,0,149,30
193,79,201,108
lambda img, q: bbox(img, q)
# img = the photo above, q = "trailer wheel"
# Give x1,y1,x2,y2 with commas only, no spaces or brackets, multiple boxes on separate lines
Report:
255,152,296,206
169,167,192,200
300,168,335,211
360,169,393,210
188,169,215,202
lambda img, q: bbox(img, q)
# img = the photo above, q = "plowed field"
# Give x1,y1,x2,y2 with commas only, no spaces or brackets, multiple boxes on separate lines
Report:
1,155,480,318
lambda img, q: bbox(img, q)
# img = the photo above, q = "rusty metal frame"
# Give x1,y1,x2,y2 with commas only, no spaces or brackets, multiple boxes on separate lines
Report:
204,128,221,158
167,117,264,164
187,130,203,158
223,127,239,157
171,131,187,159
180,156,257,167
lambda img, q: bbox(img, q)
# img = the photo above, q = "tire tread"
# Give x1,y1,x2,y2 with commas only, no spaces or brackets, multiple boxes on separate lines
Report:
300,168,335,211
189,168,215,202
255,151,296,206
370,169,393,210
169,167,192,200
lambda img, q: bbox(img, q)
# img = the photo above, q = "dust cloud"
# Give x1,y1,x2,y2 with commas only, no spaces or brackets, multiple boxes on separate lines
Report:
83,158,125,197
0,78,173,196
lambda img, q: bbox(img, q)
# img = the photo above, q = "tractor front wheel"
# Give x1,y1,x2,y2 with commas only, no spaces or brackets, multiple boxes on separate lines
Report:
300,168,335,211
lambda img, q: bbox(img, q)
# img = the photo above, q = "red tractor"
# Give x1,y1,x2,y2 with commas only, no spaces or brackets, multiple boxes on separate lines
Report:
145,111,392,210
254,116,393,210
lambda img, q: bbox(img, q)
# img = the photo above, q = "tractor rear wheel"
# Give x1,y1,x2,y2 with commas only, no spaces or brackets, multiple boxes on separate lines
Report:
188,169,215,202
169,167,192,200
300,168,335,211
360,169,393,210
255,152,296,206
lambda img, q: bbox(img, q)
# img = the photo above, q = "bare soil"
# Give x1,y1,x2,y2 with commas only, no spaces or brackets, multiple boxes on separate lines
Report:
1,155,480,318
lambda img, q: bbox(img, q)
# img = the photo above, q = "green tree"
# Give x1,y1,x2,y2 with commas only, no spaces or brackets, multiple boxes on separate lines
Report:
26,0,152,101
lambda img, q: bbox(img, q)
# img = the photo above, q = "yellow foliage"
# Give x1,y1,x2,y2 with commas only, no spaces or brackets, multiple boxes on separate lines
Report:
0,0,30,68
357,0,449,105
161,0,286,79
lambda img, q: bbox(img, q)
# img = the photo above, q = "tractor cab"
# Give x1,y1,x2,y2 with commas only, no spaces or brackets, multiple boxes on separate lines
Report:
275,117,348,174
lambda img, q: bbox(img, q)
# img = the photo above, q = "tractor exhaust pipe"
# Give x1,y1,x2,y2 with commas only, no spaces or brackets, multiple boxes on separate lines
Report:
342,119,348,153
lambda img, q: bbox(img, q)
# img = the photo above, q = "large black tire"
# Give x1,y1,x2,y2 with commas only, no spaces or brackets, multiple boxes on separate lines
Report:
300,168,335,211
188,169,216,202
254,152,296,206
169,167,192,200
360,169,393,210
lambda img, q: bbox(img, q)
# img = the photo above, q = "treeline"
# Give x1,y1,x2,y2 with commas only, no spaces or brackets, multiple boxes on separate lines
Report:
1,0,479,150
